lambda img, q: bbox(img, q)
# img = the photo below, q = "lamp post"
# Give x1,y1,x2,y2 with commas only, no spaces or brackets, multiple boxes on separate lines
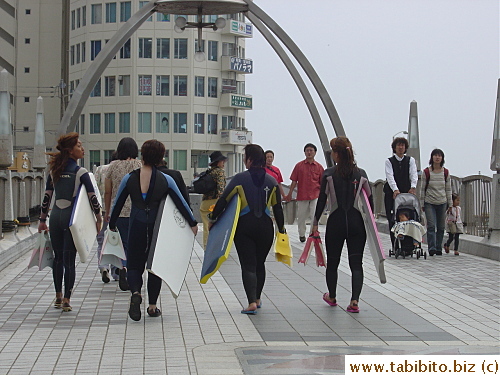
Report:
407,100,421,172
487,79,500,243
392,130,408,140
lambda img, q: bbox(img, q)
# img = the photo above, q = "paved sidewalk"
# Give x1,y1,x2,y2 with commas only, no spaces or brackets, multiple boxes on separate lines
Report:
0,224,498,374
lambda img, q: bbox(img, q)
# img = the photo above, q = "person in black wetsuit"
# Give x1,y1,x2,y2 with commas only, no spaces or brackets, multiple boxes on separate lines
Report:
109,140,198,321
311,136,374,314
38,133,102,312
208,144,285,315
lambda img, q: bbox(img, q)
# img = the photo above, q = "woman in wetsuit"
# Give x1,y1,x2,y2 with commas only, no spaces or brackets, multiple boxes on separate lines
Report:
38,133,102,312
311,136,373,313
109,140,198,321
208,144,285,314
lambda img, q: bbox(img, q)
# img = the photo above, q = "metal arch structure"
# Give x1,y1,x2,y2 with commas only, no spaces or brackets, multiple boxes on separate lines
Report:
57,0,346,166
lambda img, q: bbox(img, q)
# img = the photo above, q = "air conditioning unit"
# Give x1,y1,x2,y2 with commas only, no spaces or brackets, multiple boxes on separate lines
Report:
118,75,123,81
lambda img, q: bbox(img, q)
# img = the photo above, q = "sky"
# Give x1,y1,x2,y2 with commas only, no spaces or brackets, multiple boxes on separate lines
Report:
245,0,499,181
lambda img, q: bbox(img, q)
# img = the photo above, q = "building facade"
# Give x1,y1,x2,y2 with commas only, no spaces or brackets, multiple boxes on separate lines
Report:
0,0,65,152
69,0,254,181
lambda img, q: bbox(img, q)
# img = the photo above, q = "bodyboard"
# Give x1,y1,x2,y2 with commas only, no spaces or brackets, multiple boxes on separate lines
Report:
359,189,387,283
69,183,97,263
200,194,241,284
147,195,195,298
100,229,126,270
88,172,102,207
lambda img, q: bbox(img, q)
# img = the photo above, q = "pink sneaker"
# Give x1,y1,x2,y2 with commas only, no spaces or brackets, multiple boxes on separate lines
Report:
346,304,359,313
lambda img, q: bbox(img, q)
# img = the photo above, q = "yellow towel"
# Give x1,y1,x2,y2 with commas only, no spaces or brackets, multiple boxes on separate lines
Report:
274,232,293,267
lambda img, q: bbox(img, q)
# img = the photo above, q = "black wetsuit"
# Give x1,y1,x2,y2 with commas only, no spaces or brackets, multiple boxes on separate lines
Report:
157,165,190,205
109,167,196,305
211,167,285,305
41,159,100,299
314,166,373,302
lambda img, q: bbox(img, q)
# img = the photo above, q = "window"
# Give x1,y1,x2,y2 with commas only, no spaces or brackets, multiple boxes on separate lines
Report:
198,154,209,168
90,78,101,97
82,6,87,26
71,10,76,30
91,4,102,24
106,3,116,23
91,40,102,60
119,38,131,58
81,42,86,62
195,76,204,97
194,113,204,134
222,42,236,56
90,150,101,167
76,44,80,64
24,97,29,103
119,112,130,133
138,112,152,133
139,1,152,21
156,38,169,59
118,75,130,96
173,113,187,133
90,113,101,134
77,8,81,28
23,126,29,132
70,45,75,65
208,77,218,98
25,38,30,44
105,76,116,96
24,67,30,73
156,75,169,96
79,114,85,134
222,115,235,130
194,39,205,53
138,75,152,95
208,114,217,134
157,13,170,22
174,39,187,59
104,113,115,133
25,9,31,15
120,1,131,22
174,76,187,96
156,113,169,133
104,150,114,164
70,81,75,95
173,150,187,170
138,38,152,58
208,40,218,61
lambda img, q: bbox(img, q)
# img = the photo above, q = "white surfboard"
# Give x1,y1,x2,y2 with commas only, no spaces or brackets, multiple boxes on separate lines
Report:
69,180,98,263
147,195,195,298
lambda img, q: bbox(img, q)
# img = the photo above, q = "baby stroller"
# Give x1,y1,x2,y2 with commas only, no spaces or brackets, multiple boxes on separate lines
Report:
388,193,427,259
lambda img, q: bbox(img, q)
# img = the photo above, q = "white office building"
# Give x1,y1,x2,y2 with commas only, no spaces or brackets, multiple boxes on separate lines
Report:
68,0,254,181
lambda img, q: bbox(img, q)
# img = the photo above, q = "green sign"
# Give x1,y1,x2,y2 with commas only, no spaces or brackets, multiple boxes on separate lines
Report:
231,95,252,109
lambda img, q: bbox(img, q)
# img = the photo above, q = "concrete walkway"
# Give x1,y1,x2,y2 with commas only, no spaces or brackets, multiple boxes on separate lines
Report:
0,224,498,374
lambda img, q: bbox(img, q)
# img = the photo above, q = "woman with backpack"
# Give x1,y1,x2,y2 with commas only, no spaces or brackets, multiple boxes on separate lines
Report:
200,151,227,249
420,149,452,256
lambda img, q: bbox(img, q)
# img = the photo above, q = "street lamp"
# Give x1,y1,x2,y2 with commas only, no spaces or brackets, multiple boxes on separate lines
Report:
174,8,226,62
392,130,408,140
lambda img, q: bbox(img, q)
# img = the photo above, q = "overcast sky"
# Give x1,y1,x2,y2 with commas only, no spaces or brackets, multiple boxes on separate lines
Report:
245,0,499,181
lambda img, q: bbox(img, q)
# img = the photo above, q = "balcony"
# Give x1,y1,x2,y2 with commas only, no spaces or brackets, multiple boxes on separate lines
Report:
222,19,253,38
220,129,253,145
220,93,252,110
221,56,253,73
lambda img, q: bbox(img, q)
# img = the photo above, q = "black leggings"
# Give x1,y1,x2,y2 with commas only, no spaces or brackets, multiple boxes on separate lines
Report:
445,233,460,250
325,208,366,302
50,208,77,299
384,192,396,245
234,214,274,305
126,219,162,305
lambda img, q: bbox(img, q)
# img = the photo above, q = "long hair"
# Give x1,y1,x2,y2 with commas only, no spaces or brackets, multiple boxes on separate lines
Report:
244,144,266,168
330,136,357,178
115,137,138,160
47,132,79,183
428,148,445,169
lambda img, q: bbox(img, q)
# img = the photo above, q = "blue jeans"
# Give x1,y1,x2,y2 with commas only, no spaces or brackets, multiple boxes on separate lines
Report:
424,202,447,252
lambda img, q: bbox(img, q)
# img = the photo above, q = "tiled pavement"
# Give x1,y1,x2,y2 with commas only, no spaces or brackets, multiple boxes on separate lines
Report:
0,224,498,374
